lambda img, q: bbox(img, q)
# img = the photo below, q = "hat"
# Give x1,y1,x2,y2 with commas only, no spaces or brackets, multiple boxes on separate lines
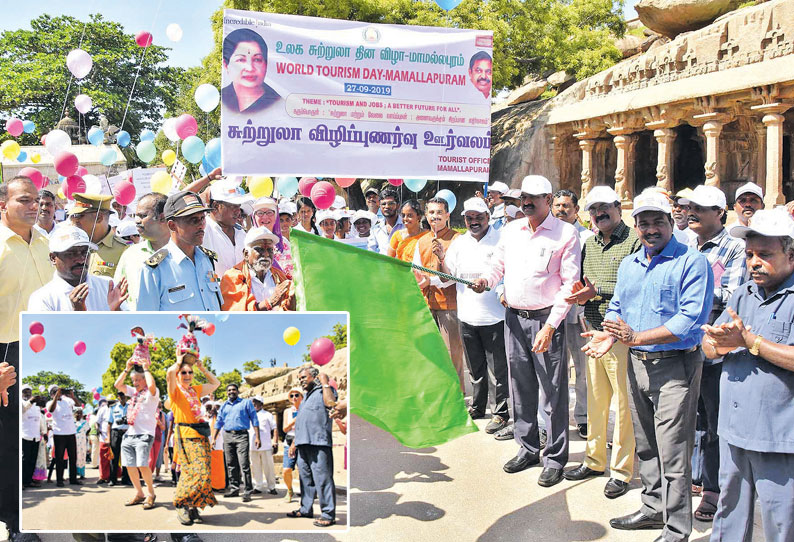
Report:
252,197,278,213
252,395,265,404
316,210,336,223
488,181,509,194
461,197,490,215
672,187,694,201
584,186,620,212
364,186,379,197
49,226,98,253
279,201,297,215
730,209,794,240
332,196,347,210
351,209,376,226
48,385,59,394
244,225,279,247
209,178,251,205
505,205,522,219
503,189,522,201
116,219,139,238
164,191,211,219
631,190,672,217
288,387,304,397
69,193,113,215
21,384,31,392
735,182,763,200
678,185,726,209
333,209,352,221
520,175,552,196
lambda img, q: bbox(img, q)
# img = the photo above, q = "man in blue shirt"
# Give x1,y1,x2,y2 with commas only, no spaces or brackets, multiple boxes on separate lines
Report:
702,209,794,542
583,190,713,542
210,384,259,502
107,393,131,486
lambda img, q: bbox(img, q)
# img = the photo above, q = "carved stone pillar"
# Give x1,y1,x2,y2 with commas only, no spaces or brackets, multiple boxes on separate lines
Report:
751,102,791,207
701,120,724,187
578,138,596,201
653,128,676,193
607,128,636,206
755,124,767,188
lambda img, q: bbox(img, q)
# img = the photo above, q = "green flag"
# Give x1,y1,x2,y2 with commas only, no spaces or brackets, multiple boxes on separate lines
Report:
290,229,476,448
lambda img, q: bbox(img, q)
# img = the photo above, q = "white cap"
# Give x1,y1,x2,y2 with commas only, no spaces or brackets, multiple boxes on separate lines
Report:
210,179,251,205
279,201,297,215
631,190,672,217
505,205,522,218
584,186,620,211
252,197,278,212
488,181,509,194
730,208,794,240
331,195,347,210
520,175,552,196
244,225,279,247
316,210,336,224
333,209,352,221
351,209,376,225
21,384,31,392
116,219,139,238
678,185,727,209
461,197,490,215
49,385,59,394
252,395,265,404
504,189,522,200
49,226,98,253
108,211,120,228
735,182,763,201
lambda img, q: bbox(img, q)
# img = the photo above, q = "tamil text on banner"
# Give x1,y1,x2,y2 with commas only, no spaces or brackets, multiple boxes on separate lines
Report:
221,9,493,182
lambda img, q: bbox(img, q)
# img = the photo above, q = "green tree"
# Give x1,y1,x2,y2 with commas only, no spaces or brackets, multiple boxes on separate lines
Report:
215,369,244,401
242,359,263,373
302,323,348,363
22,371,88,402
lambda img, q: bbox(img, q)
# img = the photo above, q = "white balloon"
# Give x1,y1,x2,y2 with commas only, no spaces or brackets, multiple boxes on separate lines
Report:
162,117,180,142
66,49,93,79
44,130,72,155
166,23,183,42
74,94,93,114
194,84,220,112
82,174,102,195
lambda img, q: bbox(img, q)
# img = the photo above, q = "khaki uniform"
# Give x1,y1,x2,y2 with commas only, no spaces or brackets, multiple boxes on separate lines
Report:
88,227,128,278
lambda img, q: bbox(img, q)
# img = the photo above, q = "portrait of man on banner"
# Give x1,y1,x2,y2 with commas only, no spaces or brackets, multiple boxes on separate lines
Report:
222,28,282,114
468,51,492,99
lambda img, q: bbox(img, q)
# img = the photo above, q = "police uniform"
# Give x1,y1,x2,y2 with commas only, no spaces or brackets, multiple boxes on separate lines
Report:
69,193,127,278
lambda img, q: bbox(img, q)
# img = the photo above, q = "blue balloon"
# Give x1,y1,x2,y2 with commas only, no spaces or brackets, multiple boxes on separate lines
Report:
22,120,36,134
100,147,116,167
405,178,427,192
181,135,205,164
216,313,230,322
277,176,299,198
16,151,27,163
96,386,103,393
434,0,463,9
116,130,130,147
204,137,221,170
199,163,207,177
140,129,156,142
435,189,457,212
88,126,104,146
58,175,66,182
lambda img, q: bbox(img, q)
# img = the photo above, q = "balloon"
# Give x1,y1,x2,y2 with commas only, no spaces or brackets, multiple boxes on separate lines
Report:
1,140,20,160
29,334,46,353
387,178,404,186
195,84,220,112
66,49,93,79
150,171,172,195
181,135,205,164
216,313,230,322
57,188,65,199
166,23,183,42
204,323,216,336
64,175,86,200
433,0,464,10
277,176,299,198
249,176,273,198
19,167,44,189
136,140,156,163
140,129,156,142
31,153,41,164
97,386,103,393
199,163,207,177
74,94,92,114
310,181,336,209
113,180,136,206
74,341,86,356
310,337,335,366
44,129,72,154
162,118,179,142
175,114,198,139
99,147,116,167
298,177,318,197
283,326,300,346
6,118,23,137
76,166,88,177
162,149,176,166
83,174,102,195
405,178,427,192
328,377,338,391
335,178,356,188
116,130,131,147
93,392,100,400
435,189,457,212
16,151,27,163
87,126,104,146
135,31,153,48
46,411,52,418
53,151,78,177
29,321,44,335
204,138,221,170
22,120,36,134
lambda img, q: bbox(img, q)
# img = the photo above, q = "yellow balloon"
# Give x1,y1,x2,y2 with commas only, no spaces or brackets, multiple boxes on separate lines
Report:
162,149,176,166
150,171,172,195
31,153,41,164
57,188,65,200
283,326,300,346
1,140,20,160
249,176,273,198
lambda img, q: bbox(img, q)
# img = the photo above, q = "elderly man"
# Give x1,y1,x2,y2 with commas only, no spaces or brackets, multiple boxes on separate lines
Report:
731,181,764,228
582,189,713,542
220,226,293,311
249,396,279,495
287,367,338,527
670,188,697,244
202,179,249,277
703,209,794,542
472,175,581,487
47,385,83,487
69,193,129,277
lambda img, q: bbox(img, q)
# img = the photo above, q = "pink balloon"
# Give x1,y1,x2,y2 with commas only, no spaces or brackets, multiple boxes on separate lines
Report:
54,151,79,177
6,118,23,137
64,175,86,200
40,134,47,145
74,341,86,356
29,321,44,335
310,337,335,366
387,178,404,186
93,392,100,400
76,166,88,177
310,181,336,210
204,323,216,336
29,334,46,353
298,177,318,197
19,167,44,189
328,377,338,391
113,180,136,206
135,31,153,48
335,178,356,188
175,114,198,139
46,411,52,418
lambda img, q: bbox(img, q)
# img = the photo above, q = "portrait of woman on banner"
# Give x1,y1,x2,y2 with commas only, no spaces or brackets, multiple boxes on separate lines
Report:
222,28,282,114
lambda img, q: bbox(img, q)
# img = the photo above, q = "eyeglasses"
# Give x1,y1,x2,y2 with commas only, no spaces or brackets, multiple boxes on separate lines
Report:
180,370,193,375
254,209,276,217
289,394,301,398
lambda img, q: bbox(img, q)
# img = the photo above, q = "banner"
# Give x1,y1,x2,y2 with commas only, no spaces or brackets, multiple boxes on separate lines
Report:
221,9,493,182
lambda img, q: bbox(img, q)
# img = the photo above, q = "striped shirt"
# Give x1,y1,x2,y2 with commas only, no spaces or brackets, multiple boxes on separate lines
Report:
687,228,747,317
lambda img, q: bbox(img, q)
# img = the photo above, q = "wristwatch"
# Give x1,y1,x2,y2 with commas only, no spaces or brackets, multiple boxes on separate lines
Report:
749,335,763,356
593,286,603,302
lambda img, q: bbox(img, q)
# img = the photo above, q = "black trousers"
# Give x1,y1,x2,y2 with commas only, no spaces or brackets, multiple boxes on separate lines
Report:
110,428,130,483
460,320,510,418
0,342,19,533
22,438,40,486
223,430,253,494
698,362,722,493
54,433,78,483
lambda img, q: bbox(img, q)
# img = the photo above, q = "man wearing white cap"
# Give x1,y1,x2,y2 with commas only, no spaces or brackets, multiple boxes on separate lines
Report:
47,384,83,487
472,174,581,487
28,226,129,312
116,219,141,245
220,226,293,311
703,209,794,542
680,184,748,520
202,179,250,277
487,181,509,230
435,197,510,434
249,396,279,495
582,188,713,541
729,181,764,228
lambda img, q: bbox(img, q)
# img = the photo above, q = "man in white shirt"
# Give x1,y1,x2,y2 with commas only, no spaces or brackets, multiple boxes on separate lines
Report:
46,385,82,487
731,182,765,228
202,178,251,276
28,226,129,312
21,385,44,488
670,188,698,244
249,396,279,495
33,189,58,238
371,188,403,253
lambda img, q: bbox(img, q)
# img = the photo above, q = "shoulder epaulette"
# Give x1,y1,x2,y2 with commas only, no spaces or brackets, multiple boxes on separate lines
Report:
198,246,218,261
145,248,169,268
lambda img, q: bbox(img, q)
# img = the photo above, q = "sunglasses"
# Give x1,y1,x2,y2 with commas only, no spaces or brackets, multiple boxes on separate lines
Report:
180,370,193,375
289,394,301,398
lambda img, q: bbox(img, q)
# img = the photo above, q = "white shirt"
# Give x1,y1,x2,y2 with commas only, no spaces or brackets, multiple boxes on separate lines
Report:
444,226,505,326
673,226,697,244
94,405,110,441
250,409,276,451
566,221,595,324
48,396,77,436
34,223,56,238
249,269,276,303
28,273,118,312
22,401,43,441
212,417,224,450
123,384,160,437
202,217,245,277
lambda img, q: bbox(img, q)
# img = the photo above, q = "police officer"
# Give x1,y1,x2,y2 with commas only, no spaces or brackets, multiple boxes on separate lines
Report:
69,193,128,278
136,191,223,311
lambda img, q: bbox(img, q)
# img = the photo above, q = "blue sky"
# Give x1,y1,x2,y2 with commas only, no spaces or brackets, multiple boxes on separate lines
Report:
20,312,347,391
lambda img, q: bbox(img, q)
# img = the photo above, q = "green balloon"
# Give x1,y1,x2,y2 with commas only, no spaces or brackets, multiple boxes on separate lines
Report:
136,140,156,163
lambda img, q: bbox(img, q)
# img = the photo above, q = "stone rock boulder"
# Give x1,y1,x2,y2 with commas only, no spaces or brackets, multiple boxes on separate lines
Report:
635,0,743,37
506,80,547,106
244,366,293,387
615,35,645,57
547,71,574,87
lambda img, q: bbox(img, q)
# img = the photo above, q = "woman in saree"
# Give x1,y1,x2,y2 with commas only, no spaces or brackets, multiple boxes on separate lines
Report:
387,199,429,261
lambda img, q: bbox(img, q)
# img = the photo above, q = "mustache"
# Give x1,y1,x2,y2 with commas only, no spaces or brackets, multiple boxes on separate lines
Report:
595,213,609,222
688,216,700,223
477,78,490,83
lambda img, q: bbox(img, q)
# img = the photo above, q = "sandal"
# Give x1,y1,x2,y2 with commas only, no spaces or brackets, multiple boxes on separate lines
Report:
190,507,204,524
124,495,146,506
143,494,156,510
313,518,336,528
691,483,703,496
143,535,157,542
694,493,719,522
287,509,314,518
